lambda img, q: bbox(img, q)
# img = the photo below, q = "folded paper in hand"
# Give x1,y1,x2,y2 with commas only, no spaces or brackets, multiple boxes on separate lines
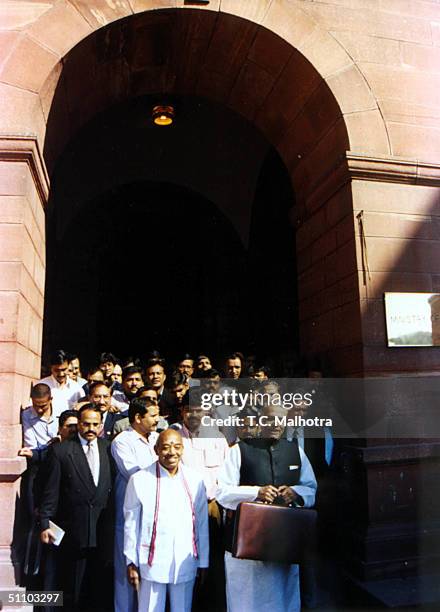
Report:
48,520,65,546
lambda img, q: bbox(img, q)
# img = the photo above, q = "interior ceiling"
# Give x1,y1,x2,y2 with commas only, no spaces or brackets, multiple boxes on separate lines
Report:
48,93,273,247
42,8,308,366
43,8,348,200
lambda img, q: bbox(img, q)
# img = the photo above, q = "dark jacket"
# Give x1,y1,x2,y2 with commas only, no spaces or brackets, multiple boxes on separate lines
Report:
38,436,115,551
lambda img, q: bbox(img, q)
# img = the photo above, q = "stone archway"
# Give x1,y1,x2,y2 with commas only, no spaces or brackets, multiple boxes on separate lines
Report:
2,0,440,601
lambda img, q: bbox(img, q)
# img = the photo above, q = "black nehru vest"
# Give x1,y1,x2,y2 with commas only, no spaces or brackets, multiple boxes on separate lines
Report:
238,438,302,487
223,437,301,551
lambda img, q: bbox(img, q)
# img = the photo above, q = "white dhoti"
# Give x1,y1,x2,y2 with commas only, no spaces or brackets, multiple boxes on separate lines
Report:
224,552,300,612
138,578,195,612
217,443,317,612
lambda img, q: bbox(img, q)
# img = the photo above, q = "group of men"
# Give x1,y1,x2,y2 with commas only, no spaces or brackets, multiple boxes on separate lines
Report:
18,349,336,612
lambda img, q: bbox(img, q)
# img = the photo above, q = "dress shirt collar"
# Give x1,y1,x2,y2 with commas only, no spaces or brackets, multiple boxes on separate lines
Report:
78,434,98,449
128,426,158,445
27,406,54,423
50,375,75,390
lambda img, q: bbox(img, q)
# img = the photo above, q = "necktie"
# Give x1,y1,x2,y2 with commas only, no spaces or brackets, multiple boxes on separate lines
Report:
86,442,98,486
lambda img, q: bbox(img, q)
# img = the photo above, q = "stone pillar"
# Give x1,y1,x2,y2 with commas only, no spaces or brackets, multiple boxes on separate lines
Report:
0,137,48,591
294,151,440,604
294,154,362,376
343,154,440,604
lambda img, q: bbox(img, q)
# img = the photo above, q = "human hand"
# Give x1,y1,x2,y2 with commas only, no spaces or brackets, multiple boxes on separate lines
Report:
40,529,56,544
277,485,299,506
17,447,33,458
256,485,279,504
127,564,140,590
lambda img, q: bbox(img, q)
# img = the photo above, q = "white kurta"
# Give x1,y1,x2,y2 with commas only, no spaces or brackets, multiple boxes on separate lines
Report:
180,425,229,500
216,443,317,612
124,462,209,584
111,428,158,612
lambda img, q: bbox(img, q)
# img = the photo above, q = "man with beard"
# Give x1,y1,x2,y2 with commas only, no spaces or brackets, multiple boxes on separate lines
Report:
112,366,145,412
111,397,161,612
124,429,209,612
217,403,317,612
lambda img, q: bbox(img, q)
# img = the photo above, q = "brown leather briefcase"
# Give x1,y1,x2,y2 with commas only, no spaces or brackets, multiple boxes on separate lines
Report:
231,501,317,564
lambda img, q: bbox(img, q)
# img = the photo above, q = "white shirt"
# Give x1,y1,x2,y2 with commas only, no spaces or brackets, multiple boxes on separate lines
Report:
112,427,158,530
124,462,209,584
78,434,100,485
70,375,87,387
180,425,229,500
216,443,317,509
38,375,85,416
112,427,158,483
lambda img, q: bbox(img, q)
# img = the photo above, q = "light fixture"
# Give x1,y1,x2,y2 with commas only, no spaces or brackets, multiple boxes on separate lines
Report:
152,105,175,126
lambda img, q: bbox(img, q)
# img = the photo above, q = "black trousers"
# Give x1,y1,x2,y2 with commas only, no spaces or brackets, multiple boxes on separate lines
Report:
58,545,113,612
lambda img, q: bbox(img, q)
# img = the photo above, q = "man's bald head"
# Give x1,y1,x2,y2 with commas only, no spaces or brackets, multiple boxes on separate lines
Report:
155,429,184,474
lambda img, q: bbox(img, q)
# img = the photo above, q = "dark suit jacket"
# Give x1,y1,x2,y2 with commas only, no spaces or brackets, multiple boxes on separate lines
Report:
100,411,121,439
39,436,115,551
159,388,179,424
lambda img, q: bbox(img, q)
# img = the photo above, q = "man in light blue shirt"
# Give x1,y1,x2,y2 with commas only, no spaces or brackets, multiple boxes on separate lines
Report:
21,384,59,451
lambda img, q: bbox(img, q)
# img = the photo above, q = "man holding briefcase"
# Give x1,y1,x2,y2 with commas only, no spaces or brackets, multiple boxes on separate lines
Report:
217,403,317,612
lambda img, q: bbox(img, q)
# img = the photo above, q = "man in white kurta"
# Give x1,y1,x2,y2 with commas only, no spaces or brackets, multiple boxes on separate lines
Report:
124,429,209,612
111,397,160,612
216,404,317,612
176,401,229,500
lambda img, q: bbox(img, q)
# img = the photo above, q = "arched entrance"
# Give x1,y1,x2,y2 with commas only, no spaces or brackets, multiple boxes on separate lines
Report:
2,1,439,604
43,89,299,368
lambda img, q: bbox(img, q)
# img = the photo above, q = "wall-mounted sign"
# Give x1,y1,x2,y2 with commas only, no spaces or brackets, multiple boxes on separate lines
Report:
384,292,440,347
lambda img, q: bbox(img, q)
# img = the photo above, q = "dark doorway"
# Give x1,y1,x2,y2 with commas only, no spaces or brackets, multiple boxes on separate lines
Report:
43,95,299,372
44,180,249,364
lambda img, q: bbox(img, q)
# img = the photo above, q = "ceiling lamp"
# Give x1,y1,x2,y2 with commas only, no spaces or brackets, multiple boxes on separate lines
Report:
152,105,175,126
